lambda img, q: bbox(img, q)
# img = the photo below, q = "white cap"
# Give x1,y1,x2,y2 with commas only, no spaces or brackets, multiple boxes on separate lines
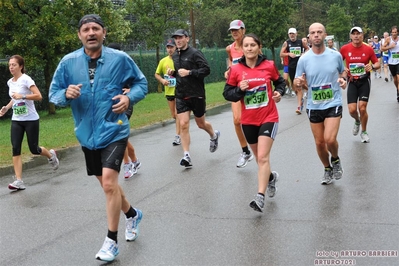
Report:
228,20,245,31
288,28,297,34
374,35,378,39
350,26,363,34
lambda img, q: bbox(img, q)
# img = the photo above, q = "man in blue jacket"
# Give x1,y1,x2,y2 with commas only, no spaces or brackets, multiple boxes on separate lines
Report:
49,14,148,262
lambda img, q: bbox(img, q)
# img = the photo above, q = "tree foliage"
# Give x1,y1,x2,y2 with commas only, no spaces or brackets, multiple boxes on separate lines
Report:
326,4,352,42
0,0,131,113
236,0,295,62
125,0,188,62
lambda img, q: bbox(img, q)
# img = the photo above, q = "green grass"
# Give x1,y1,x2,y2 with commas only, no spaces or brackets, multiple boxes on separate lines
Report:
0,81,227,167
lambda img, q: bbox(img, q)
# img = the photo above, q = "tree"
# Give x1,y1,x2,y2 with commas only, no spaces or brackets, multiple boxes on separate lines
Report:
237,0,295,62
326,4,352,43
125,0,188,63
0,0,131,113
194,0,240,48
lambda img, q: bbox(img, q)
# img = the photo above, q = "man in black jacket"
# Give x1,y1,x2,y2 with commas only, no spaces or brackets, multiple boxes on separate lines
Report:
167,29,220,168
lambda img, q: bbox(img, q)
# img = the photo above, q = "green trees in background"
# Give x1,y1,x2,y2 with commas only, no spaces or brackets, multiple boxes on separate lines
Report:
0,0,397,113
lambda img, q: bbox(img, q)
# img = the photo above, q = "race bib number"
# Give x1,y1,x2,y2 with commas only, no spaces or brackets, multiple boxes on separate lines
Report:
374,49,379,54
164,74,176,87
349,63,366,76
311,83,333,104
289,47,301,57
243,84,269,109
13,102,28,116
392,52,399,59
232,57,240,65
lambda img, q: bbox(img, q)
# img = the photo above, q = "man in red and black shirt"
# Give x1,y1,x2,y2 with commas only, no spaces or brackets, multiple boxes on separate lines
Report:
340,26,380,143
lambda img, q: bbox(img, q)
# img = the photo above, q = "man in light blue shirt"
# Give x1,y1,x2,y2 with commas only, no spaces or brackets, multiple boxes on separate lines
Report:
294,22,347,185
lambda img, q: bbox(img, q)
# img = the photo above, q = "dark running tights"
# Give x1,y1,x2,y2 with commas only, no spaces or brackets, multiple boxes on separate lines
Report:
11,119,42,156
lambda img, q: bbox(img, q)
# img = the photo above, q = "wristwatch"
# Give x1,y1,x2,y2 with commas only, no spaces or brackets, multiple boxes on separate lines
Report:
189,70,192,76
22,94,26,100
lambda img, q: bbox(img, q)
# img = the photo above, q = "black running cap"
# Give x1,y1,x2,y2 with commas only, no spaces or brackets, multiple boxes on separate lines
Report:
78,14,105,29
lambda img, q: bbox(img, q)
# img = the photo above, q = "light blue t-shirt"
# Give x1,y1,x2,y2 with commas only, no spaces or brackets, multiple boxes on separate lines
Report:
295,48,345,110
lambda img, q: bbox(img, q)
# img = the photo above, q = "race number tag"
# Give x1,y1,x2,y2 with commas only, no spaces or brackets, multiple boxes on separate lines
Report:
243,84,269,109
164,74,176,87
392,52,399,59
374,49,379,54
289,47,301,57
13,102,28,116
349,63,366,76
311,83,333,104
232,57,241,65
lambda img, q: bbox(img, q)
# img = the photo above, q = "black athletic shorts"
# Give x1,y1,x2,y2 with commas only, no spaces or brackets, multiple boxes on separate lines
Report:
176,97,206,117
306,106,342,123
81,138,128,176
241,122,279,144
388,64,399,76
347,78,370,104
166,95,176,101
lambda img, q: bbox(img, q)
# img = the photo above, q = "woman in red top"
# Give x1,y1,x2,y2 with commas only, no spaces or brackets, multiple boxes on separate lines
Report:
223,33,286,213
224,20,254,168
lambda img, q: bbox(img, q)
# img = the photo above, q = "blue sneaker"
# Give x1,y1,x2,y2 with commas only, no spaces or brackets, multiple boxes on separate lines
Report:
95,237,119,262
125,208,143,241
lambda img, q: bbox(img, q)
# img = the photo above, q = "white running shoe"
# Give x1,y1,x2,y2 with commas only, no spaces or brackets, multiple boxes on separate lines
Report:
236,152,254,168
48,149,59,170
360,131,370,143
95,237,119,262
124,162,133,179
8,179,26,191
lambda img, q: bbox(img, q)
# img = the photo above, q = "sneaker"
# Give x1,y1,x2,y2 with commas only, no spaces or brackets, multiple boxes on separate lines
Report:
125,208,143,241
295,106,301,114
249,194,264,213
236,152,254,168
360,131,370,143
131,159,141,175
303,91,308,100
331,159,343,180
352,121,360,136
321,168,333,185
48,149,59,170
266,171,279,198
291,91,296,97
378,74,382,79
385,77,389,82
173,135,181,146
180,155,192,168
209,130,220,153
284,87,290,96
95,237,119,262
8,179,26,191
124,162,133,179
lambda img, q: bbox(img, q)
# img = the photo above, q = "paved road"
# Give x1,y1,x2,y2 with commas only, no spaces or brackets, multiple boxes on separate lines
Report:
0,76,398,266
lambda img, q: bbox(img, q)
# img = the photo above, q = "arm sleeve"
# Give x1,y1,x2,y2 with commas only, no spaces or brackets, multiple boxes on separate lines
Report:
191,50,210,78
49,61,71,107
223,83,246,102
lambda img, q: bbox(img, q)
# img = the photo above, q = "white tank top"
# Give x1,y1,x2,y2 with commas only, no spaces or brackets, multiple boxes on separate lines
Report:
388,36,399,65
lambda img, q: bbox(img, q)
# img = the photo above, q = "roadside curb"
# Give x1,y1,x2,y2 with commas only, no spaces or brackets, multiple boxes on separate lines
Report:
0,103,230,179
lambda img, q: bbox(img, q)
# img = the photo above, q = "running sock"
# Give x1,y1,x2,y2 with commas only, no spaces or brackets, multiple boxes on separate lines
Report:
331,156,339,163
211,133,217,140
125,206,137,219
325,166,332,171
257,193,265,198
107,230,118,243
242,146,250,155
184,151,190,157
